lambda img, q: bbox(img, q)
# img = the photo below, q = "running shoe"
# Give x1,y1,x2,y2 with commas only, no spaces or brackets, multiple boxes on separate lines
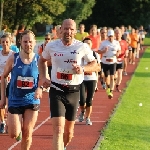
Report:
106,88,110,95
108,92,113,99
123,71,128,76
78,112,85,122
64,147,66,150
102,83,106,89
0,122,6,133
116,87,121,92
16,132,22,141
86,118,92,125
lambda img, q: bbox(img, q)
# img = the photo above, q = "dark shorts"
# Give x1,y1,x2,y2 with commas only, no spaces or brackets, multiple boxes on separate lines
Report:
48,66,52,78
102,63,116,77
8,104,40,114
129,47,136,53
79,80,96,107
49,87,79,121
116,62,124,70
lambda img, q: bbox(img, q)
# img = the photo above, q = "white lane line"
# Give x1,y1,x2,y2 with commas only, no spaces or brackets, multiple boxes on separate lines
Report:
8,117,50,150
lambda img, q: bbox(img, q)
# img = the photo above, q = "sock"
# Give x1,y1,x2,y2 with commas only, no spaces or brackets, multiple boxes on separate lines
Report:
110,90,113,93
107,85,110,88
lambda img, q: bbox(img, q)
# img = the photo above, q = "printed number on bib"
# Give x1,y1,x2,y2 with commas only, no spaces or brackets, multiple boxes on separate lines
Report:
57,68,73,81
17,76,34,89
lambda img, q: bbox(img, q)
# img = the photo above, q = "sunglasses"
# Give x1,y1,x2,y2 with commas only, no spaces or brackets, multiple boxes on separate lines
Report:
101,32,106,34
45,38,50,40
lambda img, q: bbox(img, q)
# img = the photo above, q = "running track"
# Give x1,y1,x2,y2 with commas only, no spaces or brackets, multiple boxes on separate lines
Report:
0,48,146,150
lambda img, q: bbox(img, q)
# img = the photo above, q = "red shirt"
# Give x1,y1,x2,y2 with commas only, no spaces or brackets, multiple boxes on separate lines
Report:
118,40,128,61
87,35,100,51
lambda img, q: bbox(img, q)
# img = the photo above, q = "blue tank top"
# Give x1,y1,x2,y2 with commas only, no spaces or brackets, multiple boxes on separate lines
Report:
8,53,40,107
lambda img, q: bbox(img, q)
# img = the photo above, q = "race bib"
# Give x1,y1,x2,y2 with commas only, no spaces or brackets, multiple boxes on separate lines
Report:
57,68,74,81
17,76,34,89
84,72,92,75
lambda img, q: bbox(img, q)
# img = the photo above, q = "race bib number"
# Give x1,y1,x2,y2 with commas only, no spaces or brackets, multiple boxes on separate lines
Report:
84,72,92,75
57,68,74,81
17,76,34,89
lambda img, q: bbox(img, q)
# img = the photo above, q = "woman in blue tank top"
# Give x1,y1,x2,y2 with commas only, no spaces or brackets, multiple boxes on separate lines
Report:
0,30,43,149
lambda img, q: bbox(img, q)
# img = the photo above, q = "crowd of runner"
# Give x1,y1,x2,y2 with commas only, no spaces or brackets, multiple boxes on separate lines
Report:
0,21,147,150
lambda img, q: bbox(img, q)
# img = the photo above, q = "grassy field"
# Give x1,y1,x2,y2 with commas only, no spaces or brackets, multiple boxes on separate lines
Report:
144,36,150,45
98,47,150,150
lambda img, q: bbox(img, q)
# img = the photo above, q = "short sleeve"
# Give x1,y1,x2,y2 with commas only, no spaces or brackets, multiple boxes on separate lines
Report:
82,43,95,62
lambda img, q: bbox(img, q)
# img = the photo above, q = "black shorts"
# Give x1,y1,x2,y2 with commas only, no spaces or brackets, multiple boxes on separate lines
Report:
102,63,116,77
49,87,79,121
129,47,136,53
8,104,40,114
116,63,124,70
48,66,52,78
79,80,96,107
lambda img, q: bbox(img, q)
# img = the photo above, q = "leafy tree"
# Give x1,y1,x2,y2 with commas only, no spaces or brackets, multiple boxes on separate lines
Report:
1,0,96,30
82,0,150,29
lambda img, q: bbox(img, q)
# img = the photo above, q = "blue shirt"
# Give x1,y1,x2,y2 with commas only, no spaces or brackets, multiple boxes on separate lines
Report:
8,53,40,107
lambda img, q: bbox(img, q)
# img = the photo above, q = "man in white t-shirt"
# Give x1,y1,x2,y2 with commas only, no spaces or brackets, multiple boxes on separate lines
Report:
38,19,97,150
98,29,121,99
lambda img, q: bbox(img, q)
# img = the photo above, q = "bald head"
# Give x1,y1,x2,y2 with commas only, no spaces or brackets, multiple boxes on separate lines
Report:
61,19,76,29
61,19,77,45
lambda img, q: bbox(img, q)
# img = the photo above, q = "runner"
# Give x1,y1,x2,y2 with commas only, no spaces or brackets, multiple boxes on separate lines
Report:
115,29,128,92
0,34,14,133
75,24,89,41
16,24,25,50
98,29,121,99
38,19,97,150
99,28,108,89
129,28,138,64
87,24,101,52
0,30,42,149
120,25,131,76
78,37,101,125
139,25,147,50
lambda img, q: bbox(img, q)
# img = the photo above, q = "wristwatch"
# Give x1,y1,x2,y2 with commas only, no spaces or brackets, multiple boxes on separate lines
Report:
39,86,44,91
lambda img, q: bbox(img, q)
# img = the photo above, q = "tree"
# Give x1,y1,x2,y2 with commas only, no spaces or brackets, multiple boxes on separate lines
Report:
82,0,150,29
2,0,96,30
0,0,4,31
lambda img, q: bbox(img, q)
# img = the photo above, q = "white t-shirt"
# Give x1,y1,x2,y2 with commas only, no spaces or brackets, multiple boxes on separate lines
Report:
99,40,121,64
42,39,95,85
0,50,13,76
84,51,101,81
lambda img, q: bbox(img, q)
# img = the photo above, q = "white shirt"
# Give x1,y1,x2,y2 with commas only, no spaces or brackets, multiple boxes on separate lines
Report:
99,40,121,64
42,39,95,85
84,51,101,81
0,50,13,76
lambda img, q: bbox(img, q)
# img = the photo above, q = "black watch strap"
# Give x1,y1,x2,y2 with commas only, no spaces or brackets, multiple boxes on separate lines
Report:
39,86,44,91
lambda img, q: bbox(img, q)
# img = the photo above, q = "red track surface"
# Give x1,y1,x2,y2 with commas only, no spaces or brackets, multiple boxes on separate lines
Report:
0,48,146,150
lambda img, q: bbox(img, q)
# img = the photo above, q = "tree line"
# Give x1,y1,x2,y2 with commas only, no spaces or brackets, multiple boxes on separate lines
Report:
1,0,150,31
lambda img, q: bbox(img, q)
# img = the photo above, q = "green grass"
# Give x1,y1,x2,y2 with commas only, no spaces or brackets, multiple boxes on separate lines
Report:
98,47,150,150
36,36,44,41
144,37,150,45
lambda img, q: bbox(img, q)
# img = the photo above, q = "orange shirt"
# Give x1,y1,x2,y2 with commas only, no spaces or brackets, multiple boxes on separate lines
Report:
129,33,138,48
87,35,100,51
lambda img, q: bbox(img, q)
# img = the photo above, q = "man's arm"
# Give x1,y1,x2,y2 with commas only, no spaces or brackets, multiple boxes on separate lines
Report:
38,56,48,79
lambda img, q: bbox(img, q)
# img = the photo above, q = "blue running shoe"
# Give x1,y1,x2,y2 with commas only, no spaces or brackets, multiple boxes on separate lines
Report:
0,123,6,133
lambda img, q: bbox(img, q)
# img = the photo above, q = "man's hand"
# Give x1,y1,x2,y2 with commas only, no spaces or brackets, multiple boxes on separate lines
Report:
41,77,51,89
34,87,43,99
72,64,84,74
103,47,108,53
